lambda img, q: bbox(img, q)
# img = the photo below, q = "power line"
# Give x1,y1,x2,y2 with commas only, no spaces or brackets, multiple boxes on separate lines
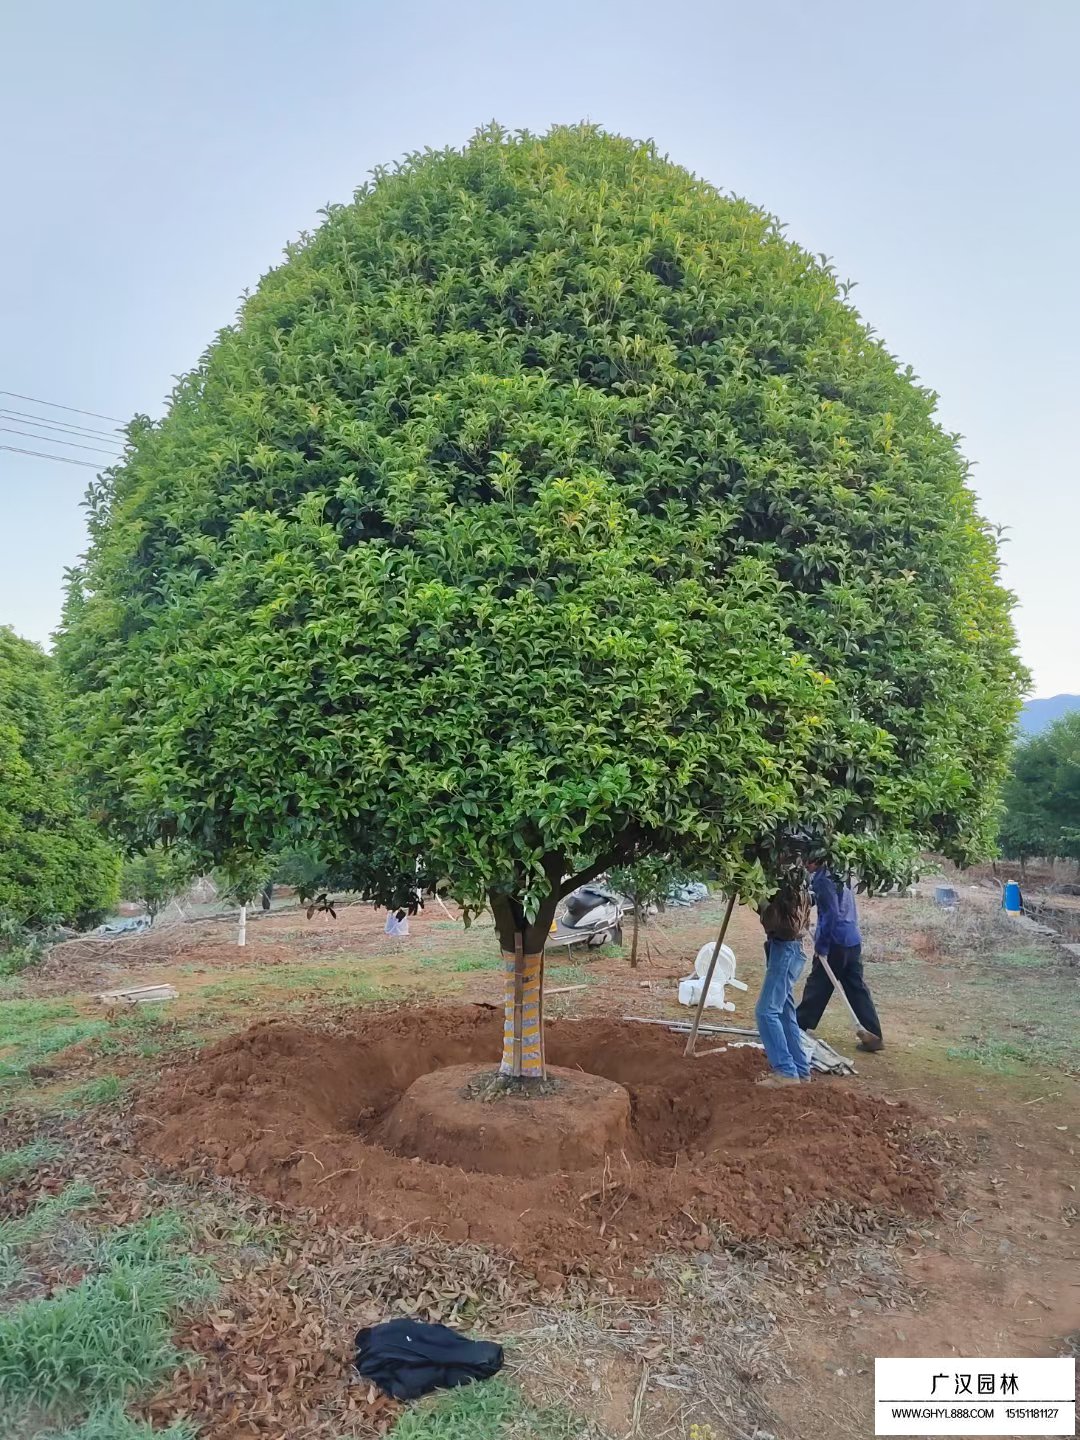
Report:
0,443,101,470
0,389,124,424
0,407,122,441
0,426,120,457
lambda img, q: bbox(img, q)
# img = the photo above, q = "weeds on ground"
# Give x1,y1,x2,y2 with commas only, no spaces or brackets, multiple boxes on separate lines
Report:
0,1000,80,1048
0,1182,96,1250
0,1210,214,1421
52,1075,125,1112
946,1038,1050,1075
420,952,499,973
93,1008,172,1061
987,948,1051,968
911,902,1026,961
0,1182,97,1300
198,962,395,1005
37,1403,194,1439
0,1023,108,1081
392,1379,590,1440
0,1139,60,1183
546,965,589,986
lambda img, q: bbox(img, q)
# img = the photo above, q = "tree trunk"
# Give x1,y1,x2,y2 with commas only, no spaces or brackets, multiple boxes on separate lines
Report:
489,884,561,1082
629,902,640,969
1019,855,1027,881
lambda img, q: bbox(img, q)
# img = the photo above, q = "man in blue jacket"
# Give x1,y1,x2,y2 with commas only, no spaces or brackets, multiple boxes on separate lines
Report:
796,860,883,1051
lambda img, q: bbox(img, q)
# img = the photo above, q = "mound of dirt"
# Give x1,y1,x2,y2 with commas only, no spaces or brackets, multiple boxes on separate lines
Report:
375,1064,636,1176
141,1005,940,1274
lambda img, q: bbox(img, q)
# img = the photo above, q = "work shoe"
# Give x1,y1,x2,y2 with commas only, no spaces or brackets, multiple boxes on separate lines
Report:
856,1033,884,1052
755,1074,802,1087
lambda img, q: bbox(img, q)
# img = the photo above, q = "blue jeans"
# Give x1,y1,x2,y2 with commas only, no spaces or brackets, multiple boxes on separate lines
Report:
756,939,810,1079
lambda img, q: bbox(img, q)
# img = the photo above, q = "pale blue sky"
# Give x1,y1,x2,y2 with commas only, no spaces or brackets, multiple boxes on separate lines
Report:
1,0,1076,695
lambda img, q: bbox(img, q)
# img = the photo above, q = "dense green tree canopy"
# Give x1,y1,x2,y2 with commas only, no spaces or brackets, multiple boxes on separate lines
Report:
58,124,1022,947
0,628,118,930
999,714,1080,865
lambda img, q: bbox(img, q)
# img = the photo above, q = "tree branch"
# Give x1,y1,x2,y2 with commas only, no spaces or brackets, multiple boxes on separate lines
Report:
556,825,648,899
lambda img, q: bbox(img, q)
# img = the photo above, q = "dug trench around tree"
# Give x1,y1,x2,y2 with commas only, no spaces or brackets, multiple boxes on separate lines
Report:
140,1004,942,1277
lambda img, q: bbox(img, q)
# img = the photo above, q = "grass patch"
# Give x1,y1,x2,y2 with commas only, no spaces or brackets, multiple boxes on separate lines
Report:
114,1007,168,1033
0,1138,61,1183
0,1004,108,1097
0,1246,27,1293
198,962,395,1005
546,965,589,986
946,1039,1038,1075
391,1378,588,1440
0,1215,214,1417
420,952,499,973
91,1212,189,1269
0,1182,96,1250
0,1021,109,1077
39,1403,195,1439
0,999,80,1048
50,1075,125,1113
989,947,1051,969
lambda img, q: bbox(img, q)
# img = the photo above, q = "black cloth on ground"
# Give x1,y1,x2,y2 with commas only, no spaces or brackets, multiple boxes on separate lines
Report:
354,1317,504,1400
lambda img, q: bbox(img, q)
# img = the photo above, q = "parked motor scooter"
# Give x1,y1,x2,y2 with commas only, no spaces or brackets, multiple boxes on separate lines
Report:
548,884,626,950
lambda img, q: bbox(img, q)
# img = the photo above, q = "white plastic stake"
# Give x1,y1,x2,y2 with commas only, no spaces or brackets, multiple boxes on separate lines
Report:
237,904,247,947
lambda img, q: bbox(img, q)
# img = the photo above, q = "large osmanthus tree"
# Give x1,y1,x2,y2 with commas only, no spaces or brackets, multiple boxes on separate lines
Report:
57,125,1023,1078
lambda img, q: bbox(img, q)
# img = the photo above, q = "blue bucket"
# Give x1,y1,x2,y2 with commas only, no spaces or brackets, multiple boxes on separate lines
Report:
1002,881,1022,914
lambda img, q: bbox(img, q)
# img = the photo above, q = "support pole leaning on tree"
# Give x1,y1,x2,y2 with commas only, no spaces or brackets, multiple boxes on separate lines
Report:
684,891,738,1057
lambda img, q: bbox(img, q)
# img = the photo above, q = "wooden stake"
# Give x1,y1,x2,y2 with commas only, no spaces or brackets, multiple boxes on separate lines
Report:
684,891,737,1057
237,903,247,947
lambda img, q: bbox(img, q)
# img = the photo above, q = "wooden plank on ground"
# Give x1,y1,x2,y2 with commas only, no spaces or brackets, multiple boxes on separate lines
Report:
98,984,178,1005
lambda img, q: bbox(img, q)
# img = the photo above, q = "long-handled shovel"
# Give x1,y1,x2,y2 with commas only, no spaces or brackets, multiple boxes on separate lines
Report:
815,952,881,1050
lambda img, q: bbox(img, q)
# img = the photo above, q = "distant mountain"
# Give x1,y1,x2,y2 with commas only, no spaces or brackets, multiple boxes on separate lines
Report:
1019,694,1080,735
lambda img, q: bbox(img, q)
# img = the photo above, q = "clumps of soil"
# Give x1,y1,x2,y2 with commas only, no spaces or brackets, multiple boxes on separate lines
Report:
140,1005,941,1275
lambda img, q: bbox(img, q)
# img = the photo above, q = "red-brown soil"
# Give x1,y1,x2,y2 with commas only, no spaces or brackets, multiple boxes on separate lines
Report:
140,1005,940,1276
375,1064,636,1176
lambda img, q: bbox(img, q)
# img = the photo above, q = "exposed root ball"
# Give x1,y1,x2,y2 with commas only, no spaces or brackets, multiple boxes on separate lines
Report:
374,1064,636,1176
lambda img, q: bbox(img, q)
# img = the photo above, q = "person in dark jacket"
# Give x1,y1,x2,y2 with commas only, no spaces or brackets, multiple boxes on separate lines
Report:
796,861,883,1051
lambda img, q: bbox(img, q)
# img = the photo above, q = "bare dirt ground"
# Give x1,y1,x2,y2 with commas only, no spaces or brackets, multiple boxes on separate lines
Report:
2,886,1077,1438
